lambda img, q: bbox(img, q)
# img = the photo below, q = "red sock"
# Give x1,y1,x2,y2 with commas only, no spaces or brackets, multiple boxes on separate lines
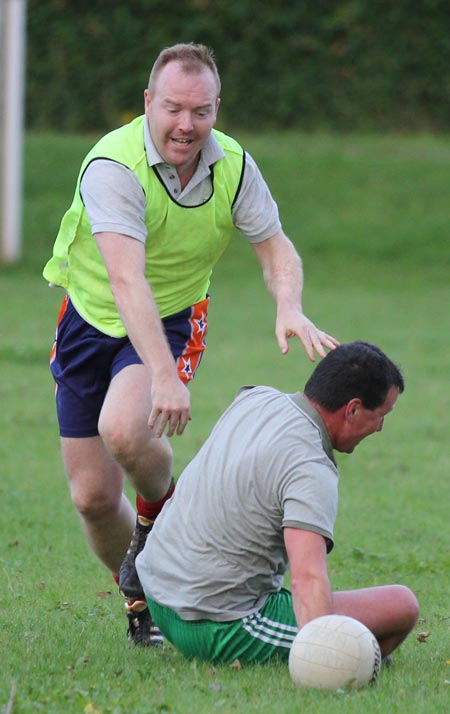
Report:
136,479,175,521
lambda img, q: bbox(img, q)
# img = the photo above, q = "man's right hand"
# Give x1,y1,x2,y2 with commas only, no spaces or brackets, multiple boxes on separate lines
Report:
148,376,192,438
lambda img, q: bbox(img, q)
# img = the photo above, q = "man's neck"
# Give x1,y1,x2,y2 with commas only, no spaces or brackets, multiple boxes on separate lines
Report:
303,396,342,450
177,157,201,190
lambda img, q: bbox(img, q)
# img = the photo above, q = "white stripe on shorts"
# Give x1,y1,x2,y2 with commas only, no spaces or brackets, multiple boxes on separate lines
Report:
242,611,298,649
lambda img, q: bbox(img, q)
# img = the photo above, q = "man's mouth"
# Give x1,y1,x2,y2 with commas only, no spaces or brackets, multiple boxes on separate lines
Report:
171,137,193,145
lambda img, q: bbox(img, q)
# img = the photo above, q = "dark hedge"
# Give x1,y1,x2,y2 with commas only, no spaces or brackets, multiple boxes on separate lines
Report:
25,0,450,132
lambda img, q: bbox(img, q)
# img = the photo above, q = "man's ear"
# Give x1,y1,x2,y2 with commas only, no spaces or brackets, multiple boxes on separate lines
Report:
144,89,152,114
345,398,362,421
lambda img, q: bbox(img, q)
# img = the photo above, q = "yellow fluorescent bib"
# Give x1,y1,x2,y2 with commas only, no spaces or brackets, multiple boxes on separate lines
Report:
43,116,244,336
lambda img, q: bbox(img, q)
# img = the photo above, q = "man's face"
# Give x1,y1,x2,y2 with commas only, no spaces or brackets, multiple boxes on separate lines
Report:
336,386,400,453
144,61,220,178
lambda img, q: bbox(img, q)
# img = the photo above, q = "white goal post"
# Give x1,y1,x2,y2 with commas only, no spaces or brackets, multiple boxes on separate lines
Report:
0,0,27,263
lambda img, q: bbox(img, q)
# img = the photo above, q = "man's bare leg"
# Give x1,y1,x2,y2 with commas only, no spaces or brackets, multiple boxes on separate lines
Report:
61,435,135,573
333,584,419,657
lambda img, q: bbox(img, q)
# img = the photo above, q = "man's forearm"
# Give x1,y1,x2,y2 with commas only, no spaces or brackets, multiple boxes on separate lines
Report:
254,233,304,309
291,574,333,629
111,276,176,379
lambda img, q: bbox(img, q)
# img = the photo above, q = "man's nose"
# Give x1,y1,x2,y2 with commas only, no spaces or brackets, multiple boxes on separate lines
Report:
178,111,194,132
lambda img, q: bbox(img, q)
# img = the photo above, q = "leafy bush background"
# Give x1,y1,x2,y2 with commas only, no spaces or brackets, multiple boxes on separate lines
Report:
26,0,450,132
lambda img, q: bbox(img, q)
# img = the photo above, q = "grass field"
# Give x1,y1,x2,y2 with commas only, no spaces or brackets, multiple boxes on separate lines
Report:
1,130,449,713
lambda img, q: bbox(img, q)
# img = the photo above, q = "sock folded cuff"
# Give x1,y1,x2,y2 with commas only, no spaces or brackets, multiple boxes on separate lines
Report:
136,478,175,520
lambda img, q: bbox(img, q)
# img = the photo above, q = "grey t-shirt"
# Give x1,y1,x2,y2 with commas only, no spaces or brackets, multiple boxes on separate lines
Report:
136,386,339,622
80,119,282,243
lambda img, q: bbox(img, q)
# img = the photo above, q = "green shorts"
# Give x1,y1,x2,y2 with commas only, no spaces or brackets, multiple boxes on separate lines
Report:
146,588,298,664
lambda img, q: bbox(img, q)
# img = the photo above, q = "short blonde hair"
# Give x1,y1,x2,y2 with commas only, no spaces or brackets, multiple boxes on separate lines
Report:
148,43,221,96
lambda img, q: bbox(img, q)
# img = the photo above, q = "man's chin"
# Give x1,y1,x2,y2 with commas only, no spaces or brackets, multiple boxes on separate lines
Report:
337,443,356,454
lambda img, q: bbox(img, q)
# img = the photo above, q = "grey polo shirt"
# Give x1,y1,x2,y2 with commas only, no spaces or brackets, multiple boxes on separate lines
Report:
136,386,339,622
80,118,282,243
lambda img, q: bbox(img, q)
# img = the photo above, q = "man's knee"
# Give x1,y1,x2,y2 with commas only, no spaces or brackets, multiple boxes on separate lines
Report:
394,584,420,630
69,480,122,521
99,423,138,470
99,410,143,456
99,414,172,473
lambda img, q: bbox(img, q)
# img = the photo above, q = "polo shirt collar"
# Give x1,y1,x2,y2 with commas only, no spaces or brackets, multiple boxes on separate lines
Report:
288,393,336,465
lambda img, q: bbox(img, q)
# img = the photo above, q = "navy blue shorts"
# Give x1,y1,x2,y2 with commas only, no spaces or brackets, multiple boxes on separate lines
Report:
49,295,210,438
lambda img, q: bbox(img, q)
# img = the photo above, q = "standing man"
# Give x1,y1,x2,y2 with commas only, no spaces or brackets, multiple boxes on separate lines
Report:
44,43,338,646
136,342,419,664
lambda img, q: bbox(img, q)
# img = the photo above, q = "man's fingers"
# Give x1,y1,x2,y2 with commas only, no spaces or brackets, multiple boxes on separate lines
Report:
282,325,340,362
308,330,340,360
148,409,168,438
176,413,192,436
148,407,191,438
320,334,340,349
278,335,289,355
166,410,190,437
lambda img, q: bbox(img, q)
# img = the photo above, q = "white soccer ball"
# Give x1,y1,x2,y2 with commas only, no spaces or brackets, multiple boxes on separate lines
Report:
288,615,382,691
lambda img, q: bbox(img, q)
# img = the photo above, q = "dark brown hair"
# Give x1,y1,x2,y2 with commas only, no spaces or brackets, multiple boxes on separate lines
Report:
304,341,404,411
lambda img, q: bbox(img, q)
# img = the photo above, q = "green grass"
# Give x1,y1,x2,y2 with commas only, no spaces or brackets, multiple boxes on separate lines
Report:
1,131,449,713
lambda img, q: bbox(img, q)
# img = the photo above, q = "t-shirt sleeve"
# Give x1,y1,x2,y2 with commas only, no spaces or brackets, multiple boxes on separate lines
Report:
281,455,338,553
231,152,282,242
80,158,147,241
